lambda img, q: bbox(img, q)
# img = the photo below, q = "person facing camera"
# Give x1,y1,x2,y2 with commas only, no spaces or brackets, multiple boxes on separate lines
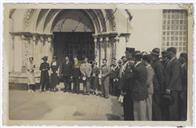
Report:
80,57,92,95
39,56,50,92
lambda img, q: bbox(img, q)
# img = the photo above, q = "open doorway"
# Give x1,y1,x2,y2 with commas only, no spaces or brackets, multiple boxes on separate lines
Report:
53,32,95,65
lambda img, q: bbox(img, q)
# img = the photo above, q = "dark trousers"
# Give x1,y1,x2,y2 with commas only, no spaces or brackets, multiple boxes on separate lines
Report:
180,91,187,120
29,84,36,91
40,78,49,91
123,92,134,120
91,77,99,91
83,78,90,94
111,79,120,96
64,77,71,92
168,91,181,121
152,93,162,120
73,77,79,93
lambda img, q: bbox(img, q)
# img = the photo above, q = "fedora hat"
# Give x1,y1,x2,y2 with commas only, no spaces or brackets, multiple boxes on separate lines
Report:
42,56,48,61
151,48,160,56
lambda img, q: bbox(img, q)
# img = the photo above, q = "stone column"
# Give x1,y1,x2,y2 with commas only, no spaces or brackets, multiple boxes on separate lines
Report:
32,34,41,71
99,37,105,66
94,37,99,64
114,36,122,60
10,35,15,72
105,37,112,66
47,36,53,63
111,36,117,60
14,35,23,72
37,35,44,66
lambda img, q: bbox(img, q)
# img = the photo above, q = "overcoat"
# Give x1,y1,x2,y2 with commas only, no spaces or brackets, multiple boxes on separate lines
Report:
132,61,148,101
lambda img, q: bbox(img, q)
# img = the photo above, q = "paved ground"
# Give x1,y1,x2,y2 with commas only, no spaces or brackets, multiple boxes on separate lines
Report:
9,90,123,120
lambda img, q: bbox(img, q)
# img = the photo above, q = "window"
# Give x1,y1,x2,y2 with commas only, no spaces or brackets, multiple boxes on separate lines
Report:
162,9,188,53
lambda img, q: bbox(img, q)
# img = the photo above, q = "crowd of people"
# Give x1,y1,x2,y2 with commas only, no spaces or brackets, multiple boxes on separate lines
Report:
25,46,187,121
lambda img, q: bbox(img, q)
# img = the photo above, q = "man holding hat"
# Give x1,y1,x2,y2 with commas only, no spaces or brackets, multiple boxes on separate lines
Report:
165,47,182,120
39,56,50,92
151,48,165,120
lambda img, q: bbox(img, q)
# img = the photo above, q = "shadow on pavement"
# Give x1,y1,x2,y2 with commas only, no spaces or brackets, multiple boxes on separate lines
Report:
106,97,123,120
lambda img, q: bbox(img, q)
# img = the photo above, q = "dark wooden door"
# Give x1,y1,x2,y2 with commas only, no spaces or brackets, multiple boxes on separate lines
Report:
53,32,94,65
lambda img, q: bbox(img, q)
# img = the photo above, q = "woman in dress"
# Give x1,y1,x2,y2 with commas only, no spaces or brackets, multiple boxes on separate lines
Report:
26,57,36,92
50,56,59,92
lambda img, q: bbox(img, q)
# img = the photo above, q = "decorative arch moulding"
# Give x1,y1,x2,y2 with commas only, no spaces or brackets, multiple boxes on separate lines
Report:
93,32,130,39
9,32,53,41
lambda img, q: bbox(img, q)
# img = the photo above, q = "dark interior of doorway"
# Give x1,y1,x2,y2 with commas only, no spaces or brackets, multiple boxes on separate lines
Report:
53,32,95,65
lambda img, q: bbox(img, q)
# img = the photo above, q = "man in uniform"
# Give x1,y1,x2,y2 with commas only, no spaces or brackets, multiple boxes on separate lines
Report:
165,47,182,120
120,48,135,120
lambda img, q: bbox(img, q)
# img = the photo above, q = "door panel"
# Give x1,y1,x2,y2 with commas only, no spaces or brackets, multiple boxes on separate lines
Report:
53,32,94,65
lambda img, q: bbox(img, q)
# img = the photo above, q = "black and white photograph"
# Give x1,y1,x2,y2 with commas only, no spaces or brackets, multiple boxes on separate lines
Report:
3,3,193,126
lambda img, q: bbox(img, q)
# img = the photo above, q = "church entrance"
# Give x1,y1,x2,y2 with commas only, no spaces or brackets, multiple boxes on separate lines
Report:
53,32,95,65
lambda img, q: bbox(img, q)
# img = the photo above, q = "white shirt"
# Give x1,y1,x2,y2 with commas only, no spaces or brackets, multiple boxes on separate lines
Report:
135,61,142,67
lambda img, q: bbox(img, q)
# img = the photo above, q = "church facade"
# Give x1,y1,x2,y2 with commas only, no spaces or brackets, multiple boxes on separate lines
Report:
6,4,192,84
8,9,132,83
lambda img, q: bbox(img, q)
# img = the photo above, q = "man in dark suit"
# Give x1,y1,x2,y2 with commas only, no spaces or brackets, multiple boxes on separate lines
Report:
179,53,188,120
120,48,135,120
165,47,182,121
61,56,73,92
161,50,169,69
151,48,166,120
132,51,148,120
110,58,120,96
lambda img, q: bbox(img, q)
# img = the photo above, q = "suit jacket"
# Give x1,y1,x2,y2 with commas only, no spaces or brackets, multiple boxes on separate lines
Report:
120,61,134,92
152,59,165,93
165,57,182,91
180,63,187,92
101,64,110,79
61,61,73,78
72,63,81,78
80,62,92,78
132,61,148,101
110,64,120,79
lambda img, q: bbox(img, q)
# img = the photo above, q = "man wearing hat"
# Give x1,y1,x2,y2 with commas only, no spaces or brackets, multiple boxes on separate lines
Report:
120,47,135,120
61,56,73,92
151,48,165,120
165,47,182,120
39,56,50,92
132,50,148,120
